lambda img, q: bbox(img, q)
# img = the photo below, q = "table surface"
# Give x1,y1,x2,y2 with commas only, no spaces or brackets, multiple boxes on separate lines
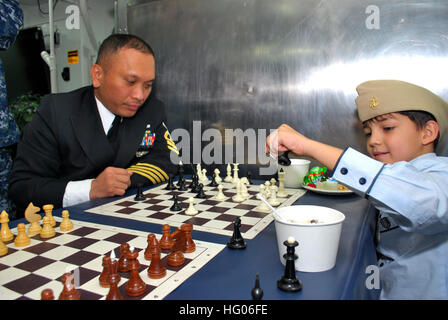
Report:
8,183,381,300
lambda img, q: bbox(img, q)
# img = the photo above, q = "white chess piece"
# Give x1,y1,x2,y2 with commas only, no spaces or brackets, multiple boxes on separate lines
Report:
270,178,277,187
255,185,270,212
264,181,271,198
240,177,250,200
214,168,222,184
201,168,209,183
268,185,280,206
232,180,245,202
232,163,239,184
277,169,288,198
196,164,203,180
185,197,198,215
224,163,233,182
214,184,227,201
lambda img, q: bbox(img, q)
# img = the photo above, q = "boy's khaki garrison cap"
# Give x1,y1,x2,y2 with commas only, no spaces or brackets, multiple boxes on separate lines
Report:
355,80,448,140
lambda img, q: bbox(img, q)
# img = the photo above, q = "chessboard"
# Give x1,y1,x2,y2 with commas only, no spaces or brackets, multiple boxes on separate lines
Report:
0,217,224,300
86,179,306,240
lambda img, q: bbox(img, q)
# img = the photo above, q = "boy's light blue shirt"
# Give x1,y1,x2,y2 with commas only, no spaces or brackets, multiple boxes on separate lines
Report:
333,147,448,299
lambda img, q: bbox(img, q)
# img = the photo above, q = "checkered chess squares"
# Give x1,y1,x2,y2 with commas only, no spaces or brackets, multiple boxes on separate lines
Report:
0,218,224,300
86,180,306,239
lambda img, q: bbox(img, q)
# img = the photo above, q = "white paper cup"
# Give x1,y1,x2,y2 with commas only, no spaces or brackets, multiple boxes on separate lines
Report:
274,205,345,272
278,159,310,188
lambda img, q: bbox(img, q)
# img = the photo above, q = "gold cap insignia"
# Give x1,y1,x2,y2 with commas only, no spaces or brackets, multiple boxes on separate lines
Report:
369,97,379,109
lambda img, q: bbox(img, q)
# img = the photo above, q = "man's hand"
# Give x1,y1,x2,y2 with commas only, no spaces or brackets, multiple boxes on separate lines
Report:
89,167,133,200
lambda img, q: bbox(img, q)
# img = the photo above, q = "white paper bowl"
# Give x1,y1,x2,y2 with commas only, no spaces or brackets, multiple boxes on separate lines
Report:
278,159,310,188
274,205,345,272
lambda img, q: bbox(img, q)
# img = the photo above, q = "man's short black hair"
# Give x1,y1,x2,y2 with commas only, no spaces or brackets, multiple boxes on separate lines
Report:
96,33,154,64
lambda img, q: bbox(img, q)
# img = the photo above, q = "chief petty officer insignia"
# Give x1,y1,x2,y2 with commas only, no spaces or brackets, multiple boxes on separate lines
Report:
136,124,156,158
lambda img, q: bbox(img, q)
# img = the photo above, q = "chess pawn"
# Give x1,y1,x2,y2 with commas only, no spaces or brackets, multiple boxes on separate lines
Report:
144,234,155,261
201,168,209,183
41,289,55,300
99,256,112,288
181,224,195,253
160,224,173,250
118,243,130,272
196,164,202,180
14,223,30,247
268,185,281,207
214,184,227,201
251,273,263,300
224,163,233,182
0,210,14,242
40,216,56,239
264,181,271,198
214,168,222,184
147,237,166,279
256,186,270,212
227,217,247,249
60,210,74,232
185,197,198,216
125,247,147,296
42,204,56,227
59,272,81,300
0,238,7,256
28,220,42,237
106,259,124,300
270,178,277,187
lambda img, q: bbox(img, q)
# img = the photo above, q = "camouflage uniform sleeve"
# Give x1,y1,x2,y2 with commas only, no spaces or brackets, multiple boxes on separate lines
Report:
0,0,24,147
0,0,24,50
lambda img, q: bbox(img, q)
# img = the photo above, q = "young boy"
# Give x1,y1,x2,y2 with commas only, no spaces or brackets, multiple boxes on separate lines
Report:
266,80,448,299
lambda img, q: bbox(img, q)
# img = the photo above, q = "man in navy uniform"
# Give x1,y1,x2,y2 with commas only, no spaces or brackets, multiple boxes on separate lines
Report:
0,0,23,219
9,34,178,217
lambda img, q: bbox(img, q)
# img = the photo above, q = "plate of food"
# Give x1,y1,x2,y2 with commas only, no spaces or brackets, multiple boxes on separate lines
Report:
302,183,353,195
302,166,354,195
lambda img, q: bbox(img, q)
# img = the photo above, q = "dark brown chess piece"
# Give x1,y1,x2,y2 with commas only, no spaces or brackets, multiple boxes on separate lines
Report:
167,244,185,267
160,224,173,250
147,235,166,279
118,243,130,272
58,272,81,300
106,258,124,300
167,228,186,267
99,255,111,287
181,223,195,253
125,248,146,297
41,288,54,300
144,234,155,261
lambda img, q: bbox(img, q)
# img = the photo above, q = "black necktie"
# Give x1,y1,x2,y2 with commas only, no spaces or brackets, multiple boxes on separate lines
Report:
107,116,121,142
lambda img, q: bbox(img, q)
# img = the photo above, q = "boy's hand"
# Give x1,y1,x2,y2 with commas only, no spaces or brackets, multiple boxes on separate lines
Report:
266,123,344,170
89,167,133,200
266,124,310,158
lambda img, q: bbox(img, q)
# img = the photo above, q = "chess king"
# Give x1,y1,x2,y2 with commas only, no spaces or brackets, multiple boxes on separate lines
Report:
9,34,179,217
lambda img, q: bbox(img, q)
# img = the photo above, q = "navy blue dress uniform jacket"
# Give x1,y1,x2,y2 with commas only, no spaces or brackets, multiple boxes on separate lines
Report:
9,85,178,214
